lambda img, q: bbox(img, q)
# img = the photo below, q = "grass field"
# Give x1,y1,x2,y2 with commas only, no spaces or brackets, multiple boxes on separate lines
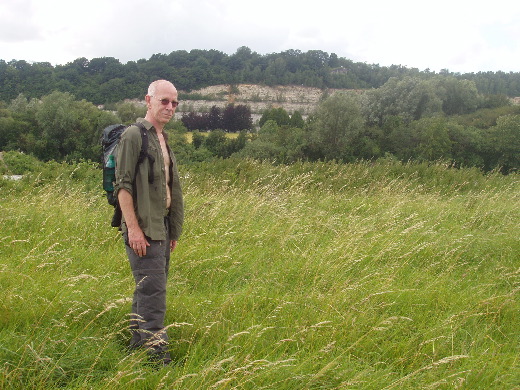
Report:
0,157,518,389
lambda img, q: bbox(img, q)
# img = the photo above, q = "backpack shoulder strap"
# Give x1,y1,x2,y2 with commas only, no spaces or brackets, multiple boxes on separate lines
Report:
134,122,148,163
110,122,154,229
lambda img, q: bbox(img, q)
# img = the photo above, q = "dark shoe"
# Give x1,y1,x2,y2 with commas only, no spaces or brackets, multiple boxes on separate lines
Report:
148,350,172,366
127,337,144,352
127,328,142,350
126,342,140,352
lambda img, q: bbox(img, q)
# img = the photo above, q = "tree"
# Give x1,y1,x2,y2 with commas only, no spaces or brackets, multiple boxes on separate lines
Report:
484,115,520,172
222,104,252,132
290,111,305,128
259,107,291,127
448,122,484,168
3,49,520,105
116,101,147,124
181,111,208,131
224,131,248,157
88,57,124,81
207,106,223,130
191,56,211,85
33,91,117,161
240,120,284,161
412,117,453,161
228,46,254,71
239,120,305,163
0,112,27,151
305,93,365,162
434,77,479,115
204,130,228,156
265,57,288,85
362,76,443,126
385,119,416,161
35,91,78,160
191,131,205,149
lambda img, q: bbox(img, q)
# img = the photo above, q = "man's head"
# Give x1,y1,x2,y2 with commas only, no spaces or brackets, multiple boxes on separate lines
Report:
145,80,178,130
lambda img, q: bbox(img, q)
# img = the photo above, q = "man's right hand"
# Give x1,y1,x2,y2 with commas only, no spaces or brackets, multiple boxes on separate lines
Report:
118,189,150,257
128,226,150,257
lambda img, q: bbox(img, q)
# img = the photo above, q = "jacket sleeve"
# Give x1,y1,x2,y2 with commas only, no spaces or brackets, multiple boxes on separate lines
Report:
114,126,141,200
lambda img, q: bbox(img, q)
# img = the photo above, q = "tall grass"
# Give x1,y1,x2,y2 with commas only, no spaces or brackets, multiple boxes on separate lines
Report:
1,157,518,389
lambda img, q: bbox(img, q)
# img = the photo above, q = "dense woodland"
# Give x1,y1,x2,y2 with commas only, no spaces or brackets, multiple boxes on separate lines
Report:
2,47,520,104
0,47,519,173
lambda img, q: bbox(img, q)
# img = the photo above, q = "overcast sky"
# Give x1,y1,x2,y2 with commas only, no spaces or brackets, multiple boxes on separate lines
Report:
1,0,519,74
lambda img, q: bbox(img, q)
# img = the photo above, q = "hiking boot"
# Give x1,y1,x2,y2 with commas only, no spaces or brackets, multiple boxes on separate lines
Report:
148,350,172,366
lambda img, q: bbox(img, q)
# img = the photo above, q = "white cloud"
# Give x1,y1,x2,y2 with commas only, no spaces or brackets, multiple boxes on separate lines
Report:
0,0,41,42
0,0,519,73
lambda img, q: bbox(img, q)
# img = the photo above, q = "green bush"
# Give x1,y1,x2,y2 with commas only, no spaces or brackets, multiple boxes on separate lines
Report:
0,150,43,174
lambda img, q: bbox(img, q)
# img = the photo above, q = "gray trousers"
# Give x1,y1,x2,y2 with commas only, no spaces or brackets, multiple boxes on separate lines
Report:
125,222,170,353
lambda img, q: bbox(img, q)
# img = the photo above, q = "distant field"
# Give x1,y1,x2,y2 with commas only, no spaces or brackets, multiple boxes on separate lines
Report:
1,158,518,389
185,131,240,143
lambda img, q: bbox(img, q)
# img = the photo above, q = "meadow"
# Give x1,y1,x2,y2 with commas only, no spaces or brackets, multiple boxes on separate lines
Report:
0,155,518,389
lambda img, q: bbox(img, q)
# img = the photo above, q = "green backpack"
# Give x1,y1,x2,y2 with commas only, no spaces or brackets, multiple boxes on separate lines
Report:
101,122,154,227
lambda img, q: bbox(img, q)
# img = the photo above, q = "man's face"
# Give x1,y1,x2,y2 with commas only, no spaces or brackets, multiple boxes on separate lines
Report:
147,82,178,126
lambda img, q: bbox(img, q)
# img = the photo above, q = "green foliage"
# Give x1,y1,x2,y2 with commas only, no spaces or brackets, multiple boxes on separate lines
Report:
164,118,188,134
0,150,43,174
484,114,520,172
1,91,118,162
478,93,511,109
305,92,365,161
2,50,520,105
0,45,517,173
385,116,487,167
412,116,453,161
1,57,519,170
0,114,27,152
452,104,520,129
436,77,479,115
289,110,305,128
165,130,195,165
239,121,305,163
1,86,518,171
259,107,291,127
204,130,228,156
446,122,484,168
191,130,205,149
363,76,443,125
1,158,518,389
115,101,146,124
202,130,248,158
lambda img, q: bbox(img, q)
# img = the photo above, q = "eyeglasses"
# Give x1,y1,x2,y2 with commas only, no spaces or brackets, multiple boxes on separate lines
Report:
151,96,179,107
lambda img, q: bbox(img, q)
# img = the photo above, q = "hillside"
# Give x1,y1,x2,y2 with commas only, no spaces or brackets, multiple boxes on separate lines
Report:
176,84,356,121
172,83,518,123
4,49,520,105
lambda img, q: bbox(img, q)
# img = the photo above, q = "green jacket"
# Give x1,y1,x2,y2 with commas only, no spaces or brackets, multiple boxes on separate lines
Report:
114,119,184,241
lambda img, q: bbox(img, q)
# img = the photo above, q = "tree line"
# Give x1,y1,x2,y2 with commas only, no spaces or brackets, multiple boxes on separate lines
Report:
1,74,518,173
2,47,520,105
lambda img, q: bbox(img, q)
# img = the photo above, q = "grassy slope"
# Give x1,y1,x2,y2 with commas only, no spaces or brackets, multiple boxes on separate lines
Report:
0,159,518,389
